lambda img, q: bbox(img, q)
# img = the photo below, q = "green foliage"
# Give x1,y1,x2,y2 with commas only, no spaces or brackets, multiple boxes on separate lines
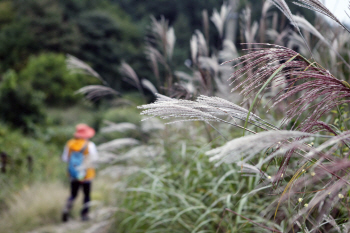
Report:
0,20,35,72
75,8,142,89
20,53,97,105
0,122,63,205
0,70,46,130
0,1,15,28
15,0,81,54
0,0,143,92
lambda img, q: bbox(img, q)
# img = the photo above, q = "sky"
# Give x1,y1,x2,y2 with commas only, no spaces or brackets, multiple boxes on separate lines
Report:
323,0,350,23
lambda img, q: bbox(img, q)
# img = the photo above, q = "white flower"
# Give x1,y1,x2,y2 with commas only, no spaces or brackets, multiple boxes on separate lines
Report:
298,198,303,202
338,194,344,199
311,172,316,176
304,203,308,207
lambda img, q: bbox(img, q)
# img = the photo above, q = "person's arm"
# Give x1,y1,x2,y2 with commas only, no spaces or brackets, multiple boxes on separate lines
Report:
61,145,69,162
88,142,99,163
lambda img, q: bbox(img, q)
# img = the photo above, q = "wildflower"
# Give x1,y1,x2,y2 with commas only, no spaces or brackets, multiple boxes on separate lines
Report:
267,176,271,180
302,169,305,172
304,203,308,207
281,174,283,178
338,194,344,199
311,172,316,176
298,198,303,202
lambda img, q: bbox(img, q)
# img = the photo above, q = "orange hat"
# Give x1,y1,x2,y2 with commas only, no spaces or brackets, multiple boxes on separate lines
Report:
74,124,95,139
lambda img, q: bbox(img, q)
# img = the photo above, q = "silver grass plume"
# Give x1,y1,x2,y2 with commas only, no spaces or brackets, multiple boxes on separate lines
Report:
202,9,210,44
97,138,140,151
150,16,176,59
145,45,164,88
241,7,259,46
75,85,119,101
166,27,176,59
190,30,208,63
259,0,274,43
174,71,197,96
66,54,107,86
115,145,164,162
100,121,137,134
190,34,198,63
198,55,219,77
268,0,313,57
138,94,276,132
219,39,238,61
206,130,314,166
287,30,312,56
175,71,193,82
100,165,140,179
140,117,165,133
119,62,143,94
210,3,231,38
141,79,158,95
292,15,350,69
293,0,350,33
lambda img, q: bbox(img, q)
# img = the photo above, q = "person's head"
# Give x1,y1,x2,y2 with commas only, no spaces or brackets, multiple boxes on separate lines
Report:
74,124,95,139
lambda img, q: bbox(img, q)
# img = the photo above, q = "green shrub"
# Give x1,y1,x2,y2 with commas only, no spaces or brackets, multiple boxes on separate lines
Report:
20,52,98,106
0,70,46,130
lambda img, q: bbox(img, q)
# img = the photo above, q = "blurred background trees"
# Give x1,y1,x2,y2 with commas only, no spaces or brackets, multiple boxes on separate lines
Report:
0,0,320,132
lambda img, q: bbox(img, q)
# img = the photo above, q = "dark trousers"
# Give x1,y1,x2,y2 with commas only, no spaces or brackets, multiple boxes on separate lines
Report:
64,180,91,216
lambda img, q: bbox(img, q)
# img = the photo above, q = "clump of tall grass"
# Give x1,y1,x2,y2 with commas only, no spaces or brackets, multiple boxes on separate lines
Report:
112,123,281,232
136,0,350,231
0,182,66,232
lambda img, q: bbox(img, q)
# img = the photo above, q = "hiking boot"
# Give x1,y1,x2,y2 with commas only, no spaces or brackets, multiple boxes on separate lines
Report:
62,212,69,222
81,214,90,221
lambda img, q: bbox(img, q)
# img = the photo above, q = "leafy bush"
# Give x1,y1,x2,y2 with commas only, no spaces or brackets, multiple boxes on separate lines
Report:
0,70,46,130
20,53,98,105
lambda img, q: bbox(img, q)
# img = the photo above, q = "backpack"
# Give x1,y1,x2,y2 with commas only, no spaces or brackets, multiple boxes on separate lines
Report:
68,142,88,180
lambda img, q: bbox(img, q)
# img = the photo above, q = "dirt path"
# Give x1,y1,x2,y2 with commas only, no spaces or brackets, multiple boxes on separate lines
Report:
28,206,117,233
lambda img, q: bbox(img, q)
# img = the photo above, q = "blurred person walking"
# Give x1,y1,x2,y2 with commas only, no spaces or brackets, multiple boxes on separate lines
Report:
61,123,98,222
